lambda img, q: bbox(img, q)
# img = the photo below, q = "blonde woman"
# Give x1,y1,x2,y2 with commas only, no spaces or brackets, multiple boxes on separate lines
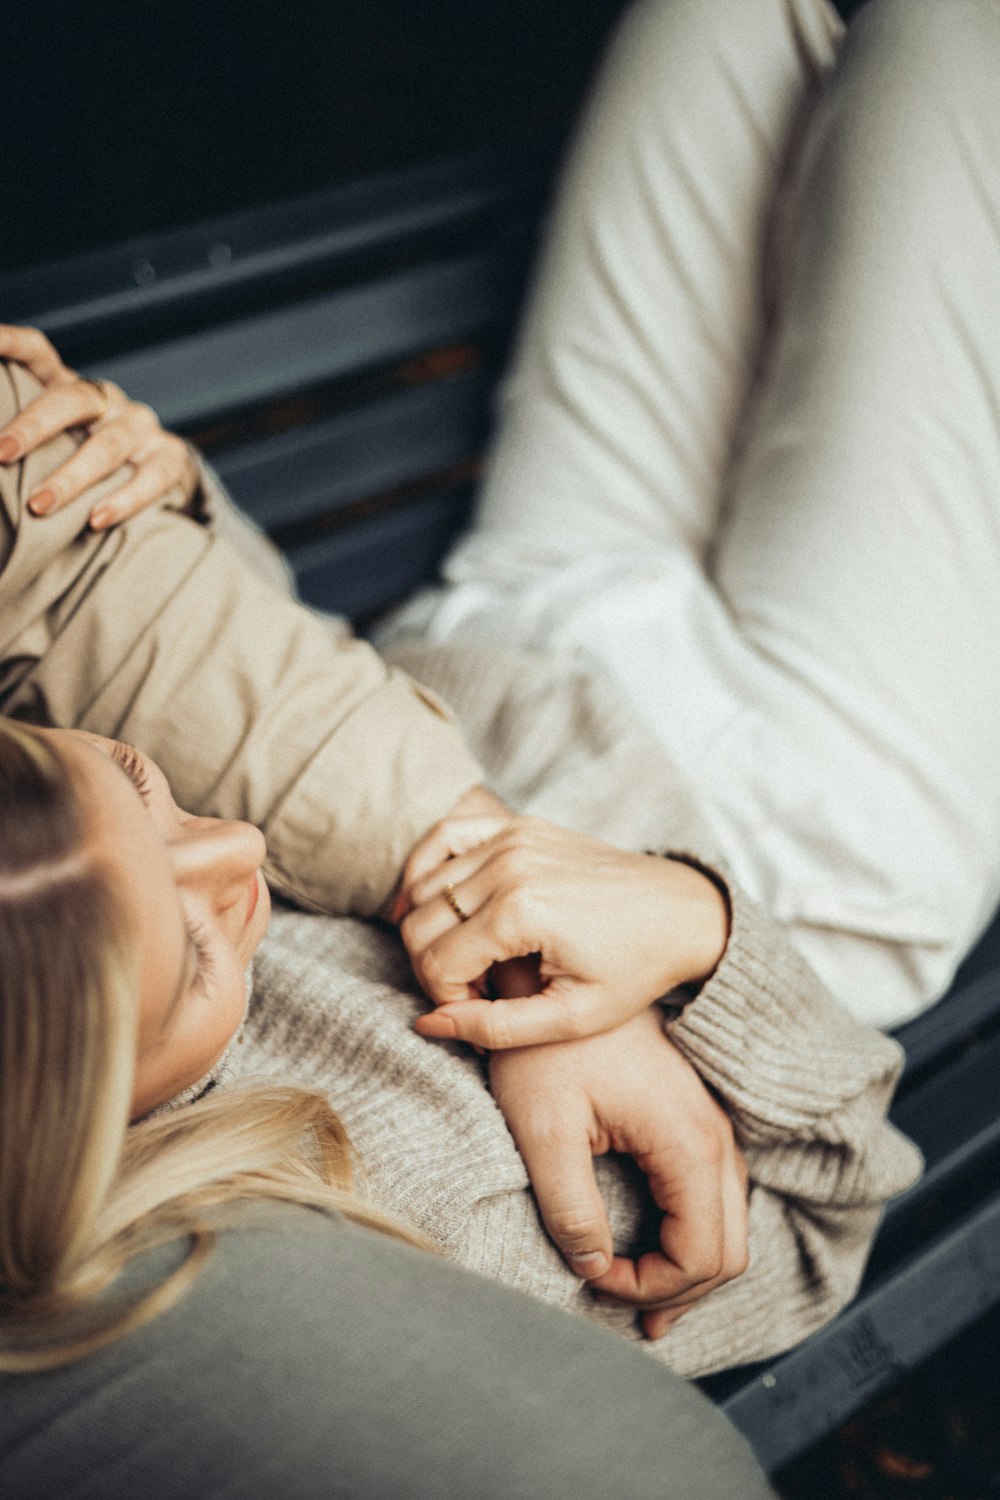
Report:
0,720,784,1500
0,316,919,1367
0,0,948,1481
0,345,921,1493
0,714,919,1495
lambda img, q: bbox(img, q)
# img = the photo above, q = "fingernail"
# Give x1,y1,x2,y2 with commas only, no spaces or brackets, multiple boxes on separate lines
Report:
28,489,55,516
89,508,111,530
570,1252,610,1277
414,1013,457,1040
643,1313,678,1341
0,437,19,463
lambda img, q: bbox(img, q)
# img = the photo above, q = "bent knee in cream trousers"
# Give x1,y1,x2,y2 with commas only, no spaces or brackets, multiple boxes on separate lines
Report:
383,0,1000,1027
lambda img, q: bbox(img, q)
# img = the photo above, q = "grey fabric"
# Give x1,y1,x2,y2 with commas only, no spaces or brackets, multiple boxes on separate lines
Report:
0,1205,775,1499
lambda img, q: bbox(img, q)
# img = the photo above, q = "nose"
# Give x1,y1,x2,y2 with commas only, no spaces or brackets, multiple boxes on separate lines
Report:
169,815,267,916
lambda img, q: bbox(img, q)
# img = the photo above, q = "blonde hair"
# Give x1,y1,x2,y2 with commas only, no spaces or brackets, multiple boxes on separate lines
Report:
0,719,424,1373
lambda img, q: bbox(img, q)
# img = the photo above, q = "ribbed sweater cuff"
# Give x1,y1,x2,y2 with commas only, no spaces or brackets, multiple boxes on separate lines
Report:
661,853,912,1137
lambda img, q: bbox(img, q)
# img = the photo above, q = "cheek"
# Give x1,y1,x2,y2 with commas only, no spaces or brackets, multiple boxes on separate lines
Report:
193,963,251,1068
240,874,271,962
134,964,250,1116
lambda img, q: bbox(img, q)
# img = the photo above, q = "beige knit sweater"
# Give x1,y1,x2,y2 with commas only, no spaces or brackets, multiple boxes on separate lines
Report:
212,637,921,1380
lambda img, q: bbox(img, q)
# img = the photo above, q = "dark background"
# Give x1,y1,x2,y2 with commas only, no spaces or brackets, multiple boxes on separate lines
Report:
7,0,872,277
7,0,633,276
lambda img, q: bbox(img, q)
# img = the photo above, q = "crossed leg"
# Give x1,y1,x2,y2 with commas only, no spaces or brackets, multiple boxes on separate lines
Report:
385,0,1000,1026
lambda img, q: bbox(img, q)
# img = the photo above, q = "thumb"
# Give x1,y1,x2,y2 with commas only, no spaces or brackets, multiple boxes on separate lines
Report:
508,1115,614,1280
414,980,616,1050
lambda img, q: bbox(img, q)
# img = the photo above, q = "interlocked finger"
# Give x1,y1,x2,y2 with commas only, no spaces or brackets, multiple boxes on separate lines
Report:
1,378,109,468
402,873,485,951
590,1123,750,1337
407,834,507,910
399,815,510,910
88,446,195,530
27,417,135,515
402,876,532,1008
443,883,470,922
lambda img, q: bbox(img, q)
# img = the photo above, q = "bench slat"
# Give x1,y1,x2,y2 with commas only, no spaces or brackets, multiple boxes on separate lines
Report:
893,916,1000,1082
215,370,488,531
2,148,550,351
79,253,511,430
288,490,471,621
890,1017,1000,1180
720,1192,1000,1473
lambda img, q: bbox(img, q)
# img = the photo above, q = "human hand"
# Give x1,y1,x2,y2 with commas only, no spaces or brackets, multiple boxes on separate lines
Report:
401,814,729,1048
0,323,198,529
382,782,515,927
488,1007,749,1336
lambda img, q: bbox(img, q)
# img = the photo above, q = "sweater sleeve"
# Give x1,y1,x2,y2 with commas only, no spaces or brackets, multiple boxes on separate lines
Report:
646,858,923,1375
0,359,484,916
456,867,923,1379
374,636,923,1371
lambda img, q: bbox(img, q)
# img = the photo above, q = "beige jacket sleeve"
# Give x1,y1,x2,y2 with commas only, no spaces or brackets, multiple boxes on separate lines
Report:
0,360,483,915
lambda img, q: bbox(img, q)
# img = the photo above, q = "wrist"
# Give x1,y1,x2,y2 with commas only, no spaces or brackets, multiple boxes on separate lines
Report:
652,853,731,992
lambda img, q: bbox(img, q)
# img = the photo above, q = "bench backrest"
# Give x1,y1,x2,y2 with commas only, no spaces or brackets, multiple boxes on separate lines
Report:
4,146,555,623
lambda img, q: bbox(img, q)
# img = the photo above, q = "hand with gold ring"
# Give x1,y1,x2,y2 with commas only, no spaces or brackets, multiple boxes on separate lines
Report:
443,883,470,922
440,878,543,1005
400,814,730,1051
0,323,199,530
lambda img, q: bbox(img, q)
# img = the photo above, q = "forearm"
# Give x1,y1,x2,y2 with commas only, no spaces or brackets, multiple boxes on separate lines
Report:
183,449,298,595
0,365,485,914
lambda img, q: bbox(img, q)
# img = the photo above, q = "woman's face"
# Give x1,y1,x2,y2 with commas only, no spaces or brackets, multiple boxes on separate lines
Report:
43,728,270,1118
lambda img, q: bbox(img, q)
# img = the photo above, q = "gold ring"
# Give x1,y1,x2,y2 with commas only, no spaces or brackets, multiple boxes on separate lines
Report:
443,883,469,922
82,377,112,425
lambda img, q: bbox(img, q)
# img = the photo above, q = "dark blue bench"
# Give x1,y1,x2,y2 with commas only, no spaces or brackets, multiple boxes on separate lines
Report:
4,137,999,1481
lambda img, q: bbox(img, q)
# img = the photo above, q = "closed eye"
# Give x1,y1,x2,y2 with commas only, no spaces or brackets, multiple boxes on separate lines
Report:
110,741,154,806
186,916,218,1000
159,916,218,1037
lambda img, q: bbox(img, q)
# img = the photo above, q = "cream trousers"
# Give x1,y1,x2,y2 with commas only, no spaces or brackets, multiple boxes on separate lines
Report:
383,0,1000,1027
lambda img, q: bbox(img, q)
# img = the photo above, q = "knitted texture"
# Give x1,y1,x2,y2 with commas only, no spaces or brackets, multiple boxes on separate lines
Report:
214,640,920,1377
